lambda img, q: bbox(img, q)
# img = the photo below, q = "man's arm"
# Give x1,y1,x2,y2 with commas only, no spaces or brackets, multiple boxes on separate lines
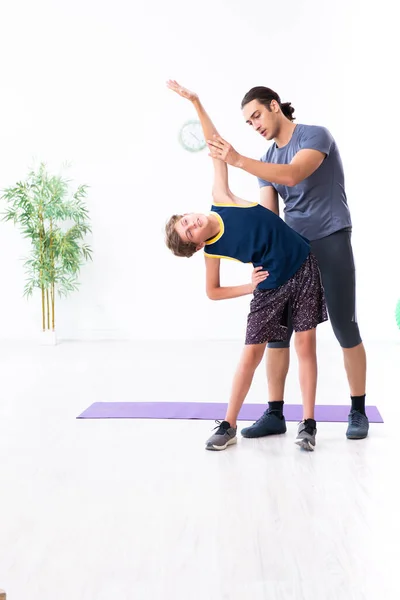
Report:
166,80,231,202
260,186,279,215
208,135,326,187
239,149,325,187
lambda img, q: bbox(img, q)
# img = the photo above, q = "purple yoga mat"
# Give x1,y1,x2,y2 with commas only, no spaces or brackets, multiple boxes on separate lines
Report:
77,402,383,423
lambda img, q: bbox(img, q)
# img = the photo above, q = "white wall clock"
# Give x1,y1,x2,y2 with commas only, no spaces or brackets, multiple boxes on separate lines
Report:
178,119,206,152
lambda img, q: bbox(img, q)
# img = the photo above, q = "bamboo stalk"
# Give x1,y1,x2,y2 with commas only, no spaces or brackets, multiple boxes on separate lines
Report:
41,286,45,331
50,218,55,331
46,288,50,330
39,203,45,331
51,282,55,330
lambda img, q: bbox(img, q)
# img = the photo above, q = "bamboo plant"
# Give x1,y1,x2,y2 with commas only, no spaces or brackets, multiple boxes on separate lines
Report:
1,163,92,332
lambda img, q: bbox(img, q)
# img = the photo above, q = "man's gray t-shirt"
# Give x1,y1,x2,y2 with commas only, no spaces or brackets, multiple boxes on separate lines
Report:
258,124,352,241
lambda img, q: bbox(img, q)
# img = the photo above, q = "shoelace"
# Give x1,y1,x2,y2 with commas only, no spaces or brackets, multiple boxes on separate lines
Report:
213,420,230,435
349,411,366,426
255,409,275,424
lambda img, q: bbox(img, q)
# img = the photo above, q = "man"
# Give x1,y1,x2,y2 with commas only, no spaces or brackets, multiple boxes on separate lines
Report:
207,86,368,440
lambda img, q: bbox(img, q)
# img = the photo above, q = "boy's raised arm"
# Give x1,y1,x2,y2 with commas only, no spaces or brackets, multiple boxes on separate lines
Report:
167,80,232,202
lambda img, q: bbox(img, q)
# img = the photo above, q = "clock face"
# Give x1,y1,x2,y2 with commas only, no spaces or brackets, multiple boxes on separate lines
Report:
179,120,206,152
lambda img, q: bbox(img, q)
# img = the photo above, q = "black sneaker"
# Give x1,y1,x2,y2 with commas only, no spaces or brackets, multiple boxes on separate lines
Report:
241,410,287,438
346,410,369,439
205,420,237,451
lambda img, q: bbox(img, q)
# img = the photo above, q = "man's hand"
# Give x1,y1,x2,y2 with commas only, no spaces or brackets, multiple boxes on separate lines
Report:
166,79,198,102
251,266,269,291
207,135,243,167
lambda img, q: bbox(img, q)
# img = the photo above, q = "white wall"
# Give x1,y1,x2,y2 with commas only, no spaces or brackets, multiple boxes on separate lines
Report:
0,0,398,342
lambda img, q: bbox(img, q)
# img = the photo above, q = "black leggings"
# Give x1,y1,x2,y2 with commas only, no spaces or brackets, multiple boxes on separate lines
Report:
268,228,362,349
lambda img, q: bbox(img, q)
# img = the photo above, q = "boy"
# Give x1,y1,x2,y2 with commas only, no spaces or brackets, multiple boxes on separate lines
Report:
165,80,327,451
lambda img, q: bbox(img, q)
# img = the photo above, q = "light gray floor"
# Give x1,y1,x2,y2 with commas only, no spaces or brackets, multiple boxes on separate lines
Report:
0,339,398,600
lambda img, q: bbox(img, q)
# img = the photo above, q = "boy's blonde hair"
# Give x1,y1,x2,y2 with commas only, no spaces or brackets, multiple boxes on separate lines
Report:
165,214,198,258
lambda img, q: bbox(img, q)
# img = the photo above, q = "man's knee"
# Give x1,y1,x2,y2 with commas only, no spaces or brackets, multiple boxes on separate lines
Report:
332,320,362,349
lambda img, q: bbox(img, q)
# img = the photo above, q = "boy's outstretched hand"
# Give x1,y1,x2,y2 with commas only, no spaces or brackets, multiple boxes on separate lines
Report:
166,79,198,102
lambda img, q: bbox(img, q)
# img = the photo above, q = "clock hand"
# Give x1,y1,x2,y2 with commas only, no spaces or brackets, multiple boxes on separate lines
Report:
190,132,200,142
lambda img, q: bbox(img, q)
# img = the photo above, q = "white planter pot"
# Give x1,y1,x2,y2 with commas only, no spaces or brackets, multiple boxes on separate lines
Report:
40,330,57,346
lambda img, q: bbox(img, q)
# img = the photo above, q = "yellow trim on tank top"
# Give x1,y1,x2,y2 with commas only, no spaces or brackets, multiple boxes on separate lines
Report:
212,202,258,208
206,212,225,245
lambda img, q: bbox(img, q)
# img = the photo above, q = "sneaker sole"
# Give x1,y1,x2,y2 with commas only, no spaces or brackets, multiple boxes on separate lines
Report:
346,433,368,440
241,429,287,439
295,438,315,451
206,437,237,451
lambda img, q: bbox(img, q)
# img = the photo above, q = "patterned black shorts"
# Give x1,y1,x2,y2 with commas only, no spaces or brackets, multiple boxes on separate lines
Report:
245,253,328,345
